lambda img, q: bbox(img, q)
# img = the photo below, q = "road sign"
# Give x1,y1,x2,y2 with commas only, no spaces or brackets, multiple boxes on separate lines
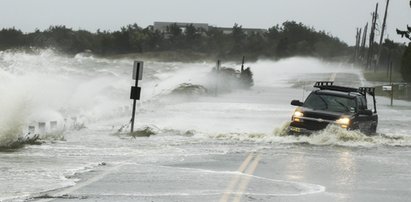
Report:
383,85,392,91
133,61,144,80
130,86,141,100
130,61,144,133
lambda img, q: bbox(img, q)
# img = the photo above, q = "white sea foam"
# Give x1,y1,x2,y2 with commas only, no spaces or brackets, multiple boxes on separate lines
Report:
1,49,411,201
1,50,410,148
0,90,28,147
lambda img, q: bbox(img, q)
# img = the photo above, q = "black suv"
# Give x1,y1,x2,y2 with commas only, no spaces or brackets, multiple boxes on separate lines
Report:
288,81,378,135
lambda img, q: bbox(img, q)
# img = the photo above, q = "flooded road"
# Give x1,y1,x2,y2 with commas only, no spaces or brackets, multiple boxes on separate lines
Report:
0,50,411,201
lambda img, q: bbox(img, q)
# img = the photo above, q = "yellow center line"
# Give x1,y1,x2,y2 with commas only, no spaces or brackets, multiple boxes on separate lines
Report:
232,154,262,202
220,153,262,202
219,153,254,202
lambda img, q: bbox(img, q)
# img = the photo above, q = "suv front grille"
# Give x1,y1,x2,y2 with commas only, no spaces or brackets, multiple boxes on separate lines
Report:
304,111,338,121
291,117,332,131
301,119,329,131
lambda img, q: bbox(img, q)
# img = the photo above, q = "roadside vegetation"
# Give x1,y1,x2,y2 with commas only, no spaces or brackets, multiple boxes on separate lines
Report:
0,21,349,60
363,71,403,83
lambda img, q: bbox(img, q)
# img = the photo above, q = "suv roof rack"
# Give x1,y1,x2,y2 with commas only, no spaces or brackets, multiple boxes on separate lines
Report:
314,81,375,95
314,81,358,93
359,87,375,96
314,81,334,87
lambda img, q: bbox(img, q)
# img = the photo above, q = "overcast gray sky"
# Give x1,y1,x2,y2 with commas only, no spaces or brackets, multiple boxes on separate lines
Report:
1,0,410,45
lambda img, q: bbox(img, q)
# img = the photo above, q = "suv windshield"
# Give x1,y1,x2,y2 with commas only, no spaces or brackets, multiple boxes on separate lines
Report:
304,93,356,113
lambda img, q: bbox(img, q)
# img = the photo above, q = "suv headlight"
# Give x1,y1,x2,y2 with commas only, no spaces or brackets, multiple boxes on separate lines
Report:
336,117,350,128
292,110,304,122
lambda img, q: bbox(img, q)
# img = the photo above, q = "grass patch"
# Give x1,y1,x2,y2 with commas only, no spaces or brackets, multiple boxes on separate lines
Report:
129,126,157,138
363,70,404,83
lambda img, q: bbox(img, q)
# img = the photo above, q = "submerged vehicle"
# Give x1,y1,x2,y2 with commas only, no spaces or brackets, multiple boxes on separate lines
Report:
288,81,378,135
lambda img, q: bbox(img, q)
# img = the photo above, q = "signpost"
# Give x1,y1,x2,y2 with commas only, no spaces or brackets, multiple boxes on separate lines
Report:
241,56,245,72
130,61,143,133
215,60,220,96
382,85,392,92
389,62,393,106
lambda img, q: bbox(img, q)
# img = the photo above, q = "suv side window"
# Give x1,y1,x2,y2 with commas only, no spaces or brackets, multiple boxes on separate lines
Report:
356,96,367,110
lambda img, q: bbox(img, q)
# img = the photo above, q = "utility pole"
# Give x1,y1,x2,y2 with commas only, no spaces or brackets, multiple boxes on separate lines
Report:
367,3,379,71
354,28,362,62
379,0,390,46
360,23,368,61
378,0,390,66
130,61,143,133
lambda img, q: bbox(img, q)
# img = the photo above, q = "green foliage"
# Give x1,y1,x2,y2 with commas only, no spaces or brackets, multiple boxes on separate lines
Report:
378,39,405,72
205,27,230,56
0,28,24,49
230,24,246,54
0,21,352,60
401,44,411,82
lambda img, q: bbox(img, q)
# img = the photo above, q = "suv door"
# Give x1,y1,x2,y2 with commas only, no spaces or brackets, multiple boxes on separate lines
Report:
355,96,375,134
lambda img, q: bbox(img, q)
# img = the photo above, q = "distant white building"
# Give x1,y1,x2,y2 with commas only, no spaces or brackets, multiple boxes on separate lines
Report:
213,27,267,35
153,21,267,35
153,22,209,32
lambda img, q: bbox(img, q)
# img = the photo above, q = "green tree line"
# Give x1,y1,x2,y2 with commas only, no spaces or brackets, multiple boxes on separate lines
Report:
0,21,350,59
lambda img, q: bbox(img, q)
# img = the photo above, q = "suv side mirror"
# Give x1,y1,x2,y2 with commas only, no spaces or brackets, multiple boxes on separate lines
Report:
291,100,304,106
360,109,373,116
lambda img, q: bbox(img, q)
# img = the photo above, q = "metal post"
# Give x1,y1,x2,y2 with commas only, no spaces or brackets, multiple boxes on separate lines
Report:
131,78,138,133
389,61,393,106
130,61,143,133
241,56,245,72
215,60,220,96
